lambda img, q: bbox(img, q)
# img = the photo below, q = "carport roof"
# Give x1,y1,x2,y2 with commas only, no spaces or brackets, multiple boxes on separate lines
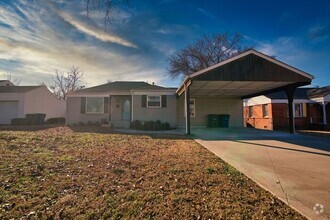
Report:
176,49,314,98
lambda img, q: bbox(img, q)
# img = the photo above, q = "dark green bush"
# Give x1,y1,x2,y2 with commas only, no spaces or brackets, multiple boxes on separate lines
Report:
46,117,65,124
143,121,155,130
130,120,142,130
130,120,171,131
11,118,34,126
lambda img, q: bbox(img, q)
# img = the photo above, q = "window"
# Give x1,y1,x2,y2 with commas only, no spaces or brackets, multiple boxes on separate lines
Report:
249,106,253,118
86,97,104,113
147,95,161,108
184,99,195,117
262,104,268,117
294,103,303,117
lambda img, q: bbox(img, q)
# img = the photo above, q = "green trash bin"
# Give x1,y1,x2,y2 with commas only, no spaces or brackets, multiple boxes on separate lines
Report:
219,114,230,127
208,114,219,127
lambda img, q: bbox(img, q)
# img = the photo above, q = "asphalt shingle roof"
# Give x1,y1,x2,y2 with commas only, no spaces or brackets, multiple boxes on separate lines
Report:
307,86,330,98
73,81,175,94
264,88,315,99
0,86,41,93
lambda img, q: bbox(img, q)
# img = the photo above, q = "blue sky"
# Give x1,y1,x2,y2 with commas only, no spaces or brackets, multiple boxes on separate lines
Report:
0,0,329,88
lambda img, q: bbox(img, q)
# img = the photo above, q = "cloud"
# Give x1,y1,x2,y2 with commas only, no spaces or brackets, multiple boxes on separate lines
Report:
0,0,172,87
58,11,137,48
308,25,330,41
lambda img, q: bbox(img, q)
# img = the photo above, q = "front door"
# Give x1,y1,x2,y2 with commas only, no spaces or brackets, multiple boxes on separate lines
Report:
122,98,131,121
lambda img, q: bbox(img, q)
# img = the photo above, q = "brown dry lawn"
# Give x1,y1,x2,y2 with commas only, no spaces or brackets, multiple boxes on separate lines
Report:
0,127,305,219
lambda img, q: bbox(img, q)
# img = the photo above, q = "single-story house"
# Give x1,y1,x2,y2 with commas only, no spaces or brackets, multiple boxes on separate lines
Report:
243,88,316,130
0,84,66,124
66,49,314,134
243,86,330,131
0,80,14,86
66,81,177,128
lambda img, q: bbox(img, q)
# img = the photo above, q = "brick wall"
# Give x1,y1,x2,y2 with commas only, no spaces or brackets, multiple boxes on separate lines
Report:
244,103,312,131
244,104,273,130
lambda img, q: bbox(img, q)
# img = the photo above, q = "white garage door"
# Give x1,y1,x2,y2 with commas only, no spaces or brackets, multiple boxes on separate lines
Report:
0,101,19,124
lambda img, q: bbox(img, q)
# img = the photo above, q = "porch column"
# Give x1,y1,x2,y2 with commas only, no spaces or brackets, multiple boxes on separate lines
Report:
322,102,327,124
285,86,296,134
184,83,191,135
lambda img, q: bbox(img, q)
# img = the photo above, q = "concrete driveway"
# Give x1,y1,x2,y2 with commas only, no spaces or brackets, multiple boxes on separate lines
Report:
192,128,330,220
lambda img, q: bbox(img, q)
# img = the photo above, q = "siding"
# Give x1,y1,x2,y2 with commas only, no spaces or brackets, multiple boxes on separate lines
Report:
66,97,108,125
24,87,66,119
177,96,243,127
133,95,177,127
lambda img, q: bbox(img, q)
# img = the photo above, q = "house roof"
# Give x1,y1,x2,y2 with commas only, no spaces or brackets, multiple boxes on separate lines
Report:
0,86,41,93
72,81,175,94
177,49,314,98
263,88,316,100
307,86,330,98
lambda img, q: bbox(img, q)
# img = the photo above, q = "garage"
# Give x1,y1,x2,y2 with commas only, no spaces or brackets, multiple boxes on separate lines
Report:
0,101,19,124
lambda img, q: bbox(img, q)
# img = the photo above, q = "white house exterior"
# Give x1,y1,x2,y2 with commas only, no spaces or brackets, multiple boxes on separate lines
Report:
0,86,66,124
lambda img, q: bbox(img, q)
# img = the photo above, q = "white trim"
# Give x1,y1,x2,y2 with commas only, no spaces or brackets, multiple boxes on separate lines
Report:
184,99,196,118
67,92,131,97
85,97,105,114
132,91,175,95
146,95,162,108
131,95,134,122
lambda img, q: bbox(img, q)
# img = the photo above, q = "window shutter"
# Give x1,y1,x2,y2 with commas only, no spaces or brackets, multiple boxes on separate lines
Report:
161,95,167,108
141,95,147,108
104,97,109,113
81,97,86,114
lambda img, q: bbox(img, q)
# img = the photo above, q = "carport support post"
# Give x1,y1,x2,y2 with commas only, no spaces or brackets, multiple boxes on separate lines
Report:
184,83,191,135
285,86,296,134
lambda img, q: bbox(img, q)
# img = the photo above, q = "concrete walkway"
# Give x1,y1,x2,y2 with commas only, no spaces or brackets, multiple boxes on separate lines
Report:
192,128,330,220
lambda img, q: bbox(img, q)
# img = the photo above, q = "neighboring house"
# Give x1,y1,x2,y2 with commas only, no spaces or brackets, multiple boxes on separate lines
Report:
0,80,14,86
66,49,314,133
243,87,330,130
66,81,177,128
0,85,66,124
307,86,330,126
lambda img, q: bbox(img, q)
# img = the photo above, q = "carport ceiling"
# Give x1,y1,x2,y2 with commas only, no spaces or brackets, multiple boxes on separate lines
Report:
190,81,291,97
177,49,314,98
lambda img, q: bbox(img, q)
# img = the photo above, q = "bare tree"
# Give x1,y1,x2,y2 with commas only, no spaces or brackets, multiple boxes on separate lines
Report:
168,33,249,78
86,0,129,27
50,66,85,100
6,73,21,86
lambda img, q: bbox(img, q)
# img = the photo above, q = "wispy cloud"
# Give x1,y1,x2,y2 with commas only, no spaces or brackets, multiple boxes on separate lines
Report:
58,11,137,48
0,0,170,87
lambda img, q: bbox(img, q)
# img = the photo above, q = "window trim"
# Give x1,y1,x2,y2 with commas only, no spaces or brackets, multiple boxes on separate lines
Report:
262,104,269,118
294,103,303,118
147,95,162,108
249,106,254,118
184,99,196,117
85,97,105,114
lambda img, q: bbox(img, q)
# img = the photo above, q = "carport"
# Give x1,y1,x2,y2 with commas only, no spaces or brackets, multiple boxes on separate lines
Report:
176,49,314,134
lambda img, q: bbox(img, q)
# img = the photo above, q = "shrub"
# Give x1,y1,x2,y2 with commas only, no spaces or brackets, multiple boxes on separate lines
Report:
87,121,93,126
11,118,34,126
143,121,155,130
130,120,171,131
100,118,108,125
46,117,65,125
78,121,85,126
130,120,142,130
161,122,170,130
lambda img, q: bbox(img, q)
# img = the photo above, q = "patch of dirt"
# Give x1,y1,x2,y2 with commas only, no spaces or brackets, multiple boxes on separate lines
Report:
0,127,306,219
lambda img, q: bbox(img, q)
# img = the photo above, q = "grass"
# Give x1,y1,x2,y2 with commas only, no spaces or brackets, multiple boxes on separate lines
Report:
0,126,305,219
